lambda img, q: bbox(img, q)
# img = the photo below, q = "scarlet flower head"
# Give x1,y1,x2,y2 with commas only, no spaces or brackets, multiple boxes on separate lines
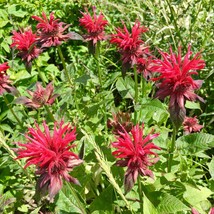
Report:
32,12,82,48
16,121,83,199
191,208,200,214
0,62,17,95
110,21,148,69
11,29,41,63
79,6,108,45
150,45,205,128
16,82,59,109
112,124,160,193
183,116,203,134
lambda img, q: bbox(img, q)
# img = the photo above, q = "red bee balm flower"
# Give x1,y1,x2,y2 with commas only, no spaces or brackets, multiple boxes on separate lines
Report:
0,62,17,95
16,82,59,109
110,21,148,70
11,29,41,63
32,12,81,48
183,116,203,134
150,45,205,128
112,124,160,193
79,7,108,45
16,121,83,199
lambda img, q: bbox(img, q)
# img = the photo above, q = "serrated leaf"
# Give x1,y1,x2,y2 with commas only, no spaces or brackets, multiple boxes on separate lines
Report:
143,193,159,214
176,133,214,154
56,183,86,214
158,193,189,213
116,76,135,99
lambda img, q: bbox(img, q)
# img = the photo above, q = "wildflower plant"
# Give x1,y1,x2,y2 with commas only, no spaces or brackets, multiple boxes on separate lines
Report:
0,1,213,213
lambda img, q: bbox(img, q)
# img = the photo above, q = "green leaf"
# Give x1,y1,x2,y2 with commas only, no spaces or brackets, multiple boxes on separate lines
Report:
75,74,91,85
176,133,214,155
116,76,135,99
183,184,213,206
89,185,114,212
207,156,214,179
143,193,159,214
158,193,189,213
7,5,27,17
56,183,86,214
139,98,169,124
185,101,201,110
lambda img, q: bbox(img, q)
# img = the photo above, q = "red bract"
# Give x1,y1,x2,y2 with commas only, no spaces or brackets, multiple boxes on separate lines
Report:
149,45,205,128
0,62,17,95
79,7,108,45
16,82,59,109
110,21,148,69
183,116,203,134
32,12,80,48
16,121,83,199
11,29,41,63
112,124,160,193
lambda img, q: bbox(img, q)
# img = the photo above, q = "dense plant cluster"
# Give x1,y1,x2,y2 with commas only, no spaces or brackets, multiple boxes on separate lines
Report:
0,0,213,213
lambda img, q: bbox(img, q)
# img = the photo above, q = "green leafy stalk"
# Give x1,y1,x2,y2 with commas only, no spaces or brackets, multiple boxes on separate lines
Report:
138,177,143,213
167,126,178,172
81,129,134,213
57,45,73,86
44,105,55,122
94,41,102,87
134,65,139,124
3,95,23,128
34,60,46,86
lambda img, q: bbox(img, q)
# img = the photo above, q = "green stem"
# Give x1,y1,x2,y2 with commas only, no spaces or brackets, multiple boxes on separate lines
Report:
141,74,145,98
34,61,46,86
94,41,102,87
138,177,143,213
134,65,138,124
44,105,55,122
3,95,23,128
57,46,73,86
167,126,177,172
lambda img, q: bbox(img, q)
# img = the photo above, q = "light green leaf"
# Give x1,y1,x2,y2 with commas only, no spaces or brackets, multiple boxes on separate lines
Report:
158,193,189,213
185,101,201,110
143,193,159,214
207,156,214,179
183,184,213,206
176,133,214,155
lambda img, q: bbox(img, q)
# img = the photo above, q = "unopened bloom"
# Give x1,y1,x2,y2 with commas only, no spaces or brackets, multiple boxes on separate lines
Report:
110,21,148,72
107,112,133,135
16,121,83,199
32,12,82,48
112,124,160,193
79,7,108,45
0,62,17,95
149,45,205,128
16,82,59,109
11,29,41,63
183,116,203,134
